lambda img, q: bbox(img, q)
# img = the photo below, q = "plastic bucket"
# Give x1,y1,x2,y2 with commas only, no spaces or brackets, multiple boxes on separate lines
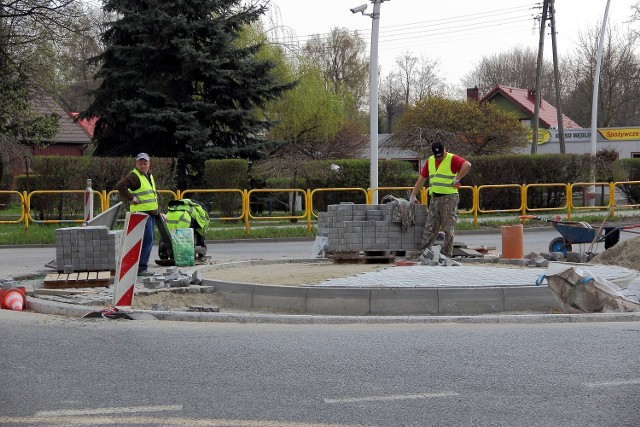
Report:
502,224,523,259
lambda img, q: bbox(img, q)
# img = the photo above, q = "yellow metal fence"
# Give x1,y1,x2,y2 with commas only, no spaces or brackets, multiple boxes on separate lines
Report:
1,181,639,233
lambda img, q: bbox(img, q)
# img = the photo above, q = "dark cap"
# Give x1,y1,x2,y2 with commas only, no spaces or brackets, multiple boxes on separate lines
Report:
431,141,444,158
136,152,150,161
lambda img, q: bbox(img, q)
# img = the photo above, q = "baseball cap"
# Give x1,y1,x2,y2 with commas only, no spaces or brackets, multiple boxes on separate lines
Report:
431,142,444,158
136,152,150,161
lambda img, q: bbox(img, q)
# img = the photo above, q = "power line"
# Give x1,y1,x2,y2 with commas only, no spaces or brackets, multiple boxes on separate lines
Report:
379,22,536,51
281,3,538,47
378,15,534,44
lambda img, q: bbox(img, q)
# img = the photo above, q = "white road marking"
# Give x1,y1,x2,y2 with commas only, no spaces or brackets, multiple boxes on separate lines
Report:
323,392,459,404
34,404,183,417
0,416,358,427
583,379,640,388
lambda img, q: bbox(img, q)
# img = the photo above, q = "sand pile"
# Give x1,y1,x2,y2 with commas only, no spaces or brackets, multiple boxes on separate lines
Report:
590,236,640,271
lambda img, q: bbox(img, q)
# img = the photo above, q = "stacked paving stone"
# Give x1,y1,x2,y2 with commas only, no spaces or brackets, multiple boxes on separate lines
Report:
318,203,427,253
140,267,203,289
55,226,123,272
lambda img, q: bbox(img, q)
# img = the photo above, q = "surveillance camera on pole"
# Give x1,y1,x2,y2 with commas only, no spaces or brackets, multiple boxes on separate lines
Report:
350,4,368,14
351,0,389,203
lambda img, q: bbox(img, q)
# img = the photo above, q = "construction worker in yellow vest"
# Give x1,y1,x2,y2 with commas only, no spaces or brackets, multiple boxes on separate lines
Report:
116,152,159,276
409,132,471,258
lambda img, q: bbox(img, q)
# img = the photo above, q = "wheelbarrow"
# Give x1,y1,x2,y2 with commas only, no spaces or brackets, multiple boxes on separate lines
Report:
520,215,640,255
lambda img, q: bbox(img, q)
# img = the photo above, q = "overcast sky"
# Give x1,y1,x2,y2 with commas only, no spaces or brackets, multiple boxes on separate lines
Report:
265,0,637,86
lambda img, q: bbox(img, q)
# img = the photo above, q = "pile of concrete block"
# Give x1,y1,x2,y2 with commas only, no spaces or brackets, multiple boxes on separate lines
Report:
318,203,427,253
140,267,203,289
55,226,122,272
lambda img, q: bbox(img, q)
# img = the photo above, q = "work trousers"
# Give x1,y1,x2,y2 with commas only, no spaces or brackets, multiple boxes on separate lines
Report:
139,214,156,272
420,193,459,258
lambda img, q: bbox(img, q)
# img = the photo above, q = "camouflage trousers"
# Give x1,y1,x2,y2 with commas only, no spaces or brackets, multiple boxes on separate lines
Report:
420,193,459,257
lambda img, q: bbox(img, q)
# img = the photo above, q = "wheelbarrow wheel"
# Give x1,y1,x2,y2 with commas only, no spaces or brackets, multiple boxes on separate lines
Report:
549,237,572,255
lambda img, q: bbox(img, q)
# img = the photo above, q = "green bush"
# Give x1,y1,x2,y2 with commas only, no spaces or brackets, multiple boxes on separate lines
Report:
13,156,176,220
203,159,248,217
466,154,596,210
619,158,640,204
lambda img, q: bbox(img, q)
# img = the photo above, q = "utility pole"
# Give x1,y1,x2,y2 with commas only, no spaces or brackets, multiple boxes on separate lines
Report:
549,0,566,154
532,0,549,155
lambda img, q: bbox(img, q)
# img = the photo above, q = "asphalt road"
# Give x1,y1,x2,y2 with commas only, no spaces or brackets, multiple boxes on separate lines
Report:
1,311,639,427
1,227,637,279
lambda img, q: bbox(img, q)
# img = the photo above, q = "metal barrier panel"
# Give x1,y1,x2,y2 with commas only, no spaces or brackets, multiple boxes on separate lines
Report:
247,188,308,220
27,190,105,225
180,189,245,222
569,182,612,215
309,188,369,219
523,183,569,216
477,184,525,216
0,191,25,224
4,181,640,233
613,181,640,214
368,187,412,204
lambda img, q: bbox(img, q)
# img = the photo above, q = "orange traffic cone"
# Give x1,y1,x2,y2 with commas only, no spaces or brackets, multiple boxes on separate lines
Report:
1,288,26,311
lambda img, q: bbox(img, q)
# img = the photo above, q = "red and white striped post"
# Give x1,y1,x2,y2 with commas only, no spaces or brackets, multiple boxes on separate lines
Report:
113,212,148,307
83,179,94,225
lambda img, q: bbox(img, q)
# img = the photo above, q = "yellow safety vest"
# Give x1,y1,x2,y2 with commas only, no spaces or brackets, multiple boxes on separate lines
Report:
129,169,158,212
428,153,457,196
165,207,192,231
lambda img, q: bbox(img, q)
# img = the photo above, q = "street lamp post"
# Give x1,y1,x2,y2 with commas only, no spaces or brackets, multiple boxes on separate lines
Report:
590,0,611,159
589,0,611,202
351,0,388,204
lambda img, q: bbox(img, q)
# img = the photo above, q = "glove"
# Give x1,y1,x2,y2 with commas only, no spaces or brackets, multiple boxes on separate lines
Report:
452,179,461,189
409,195,419,204
131,196,140,205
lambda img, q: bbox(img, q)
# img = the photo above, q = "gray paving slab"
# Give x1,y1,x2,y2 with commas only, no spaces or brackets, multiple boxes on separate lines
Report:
311,263,636,288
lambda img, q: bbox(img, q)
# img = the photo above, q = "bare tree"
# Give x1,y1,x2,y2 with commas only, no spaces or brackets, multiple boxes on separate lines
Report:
395,52,417,106
462,46,556,97
0,0,90,187
303,27,369,110
379,71,404,133
413,55,444,101
54,3,108,111
632,1,640,34
394,52,444,106
562,25,640,127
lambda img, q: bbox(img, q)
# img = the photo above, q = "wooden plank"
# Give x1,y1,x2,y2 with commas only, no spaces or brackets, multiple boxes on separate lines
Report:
334,258,365,264
44,273,59,282
34,288,97,296
43,270,111,289
44,273,68,286
44,281,111,289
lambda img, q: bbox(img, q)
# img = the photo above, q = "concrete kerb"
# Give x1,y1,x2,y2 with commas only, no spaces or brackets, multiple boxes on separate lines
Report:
197,259,638,316
21,257,640,324
24,296,640,324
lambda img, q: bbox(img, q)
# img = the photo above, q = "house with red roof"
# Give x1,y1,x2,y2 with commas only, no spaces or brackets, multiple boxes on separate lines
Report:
469,85,581,129
5,90,93,177
468,85,640,158
69,112,97,138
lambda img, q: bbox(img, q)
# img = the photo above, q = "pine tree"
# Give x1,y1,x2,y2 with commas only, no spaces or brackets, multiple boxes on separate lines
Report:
82,0,292,185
